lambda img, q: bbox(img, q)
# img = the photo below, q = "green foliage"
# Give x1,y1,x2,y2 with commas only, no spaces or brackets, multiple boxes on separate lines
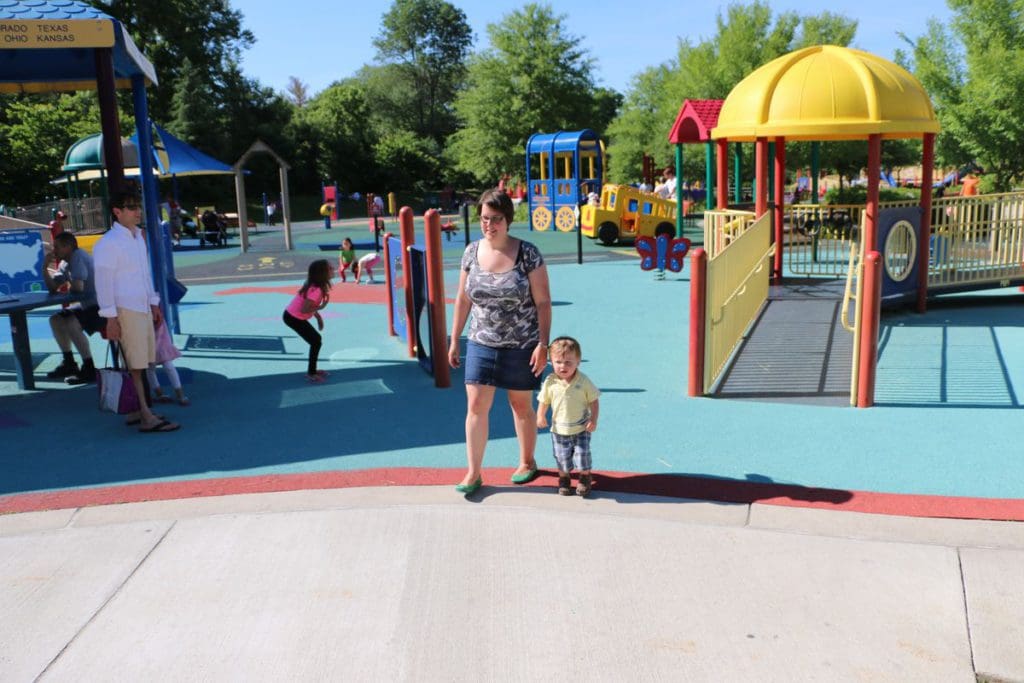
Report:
606,2,858,184
0,92,110,202
372,0,472,145
447,3,607,185
91,0,254,128
296,83,379,192
904,0,1024,191
823,184,919,205
374,131,442,194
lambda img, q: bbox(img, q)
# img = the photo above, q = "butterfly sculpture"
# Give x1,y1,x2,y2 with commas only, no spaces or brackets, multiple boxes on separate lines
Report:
636,234,691,276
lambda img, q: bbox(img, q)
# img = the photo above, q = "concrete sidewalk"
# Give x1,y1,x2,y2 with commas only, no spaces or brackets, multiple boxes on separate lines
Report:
3,488,1023,681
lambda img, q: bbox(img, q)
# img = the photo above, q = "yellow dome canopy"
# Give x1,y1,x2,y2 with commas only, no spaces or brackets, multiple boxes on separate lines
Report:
712,45,940,142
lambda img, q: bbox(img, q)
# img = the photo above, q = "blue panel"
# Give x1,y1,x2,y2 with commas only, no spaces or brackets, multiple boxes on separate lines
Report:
877,207,921,301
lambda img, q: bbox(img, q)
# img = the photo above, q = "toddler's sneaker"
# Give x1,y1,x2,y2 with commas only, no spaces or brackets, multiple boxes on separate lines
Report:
557,474,573,496
576,473,592,498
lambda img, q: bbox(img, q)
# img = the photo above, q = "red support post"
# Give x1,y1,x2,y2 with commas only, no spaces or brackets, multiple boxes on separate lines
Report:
383,232,396,337
688,248,707,397
398,207,416,358
94,48,125,196
424,210,451,388
864,134,882,253
773,137,786,283
857,250,882,408
755,138,768,218
716,139,729,210
917,133,935,313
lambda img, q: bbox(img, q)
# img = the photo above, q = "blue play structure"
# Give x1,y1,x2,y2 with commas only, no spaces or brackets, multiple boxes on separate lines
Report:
525,129,604,232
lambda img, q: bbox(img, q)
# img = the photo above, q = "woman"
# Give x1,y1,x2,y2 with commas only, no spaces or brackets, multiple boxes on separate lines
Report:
448,189,552,494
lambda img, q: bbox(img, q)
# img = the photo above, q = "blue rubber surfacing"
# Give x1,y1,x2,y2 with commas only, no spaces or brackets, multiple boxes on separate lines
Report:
0,220,1023,502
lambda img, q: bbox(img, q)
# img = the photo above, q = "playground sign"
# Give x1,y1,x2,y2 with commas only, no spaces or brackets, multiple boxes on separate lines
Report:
0,19,113,47
0,230,45,295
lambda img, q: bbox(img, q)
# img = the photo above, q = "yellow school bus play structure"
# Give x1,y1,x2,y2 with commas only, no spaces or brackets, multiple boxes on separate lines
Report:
581,184,678,245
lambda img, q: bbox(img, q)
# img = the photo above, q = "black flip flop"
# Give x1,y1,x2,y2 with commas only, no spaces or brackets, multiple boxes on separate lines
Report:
139,419,180,433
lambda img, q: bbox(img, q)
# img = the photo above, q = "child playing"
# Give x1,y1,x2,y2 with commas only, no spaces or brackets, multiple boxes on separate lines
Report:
536,336,600,497
354,251,381,284
147,318,190,406
283,259,333,383
338,238,356,282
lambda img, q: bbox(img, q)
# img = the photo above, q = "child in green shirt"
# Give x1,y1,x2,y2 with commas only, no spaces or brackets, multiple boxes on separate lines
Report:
338,238,356,282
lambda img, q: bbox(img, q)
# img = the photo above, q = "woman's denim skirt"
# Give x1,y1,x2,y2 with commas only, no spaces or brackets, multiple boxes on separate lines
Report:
464,340,542,391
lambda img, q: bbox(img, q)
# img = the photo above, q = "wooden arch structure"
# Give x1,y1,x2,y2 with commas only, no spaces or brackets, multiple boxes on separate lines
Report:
233,140,293,253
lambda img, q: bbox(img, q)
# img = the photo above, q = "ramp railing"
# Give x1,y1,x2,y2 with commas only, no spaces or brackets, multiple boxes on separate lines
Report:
928,192,1024,289
703,211,774,391
841,214,866,406
703,209,756,259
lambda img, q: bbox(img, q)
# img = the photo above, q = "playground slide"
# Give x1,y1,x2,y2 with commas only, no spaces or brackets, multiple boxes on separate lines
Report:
881,171,896,187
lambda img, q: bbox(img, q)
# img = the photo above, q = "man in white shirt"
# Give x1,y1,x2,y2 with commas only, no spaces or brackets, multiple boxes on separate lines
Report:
94,189,180,433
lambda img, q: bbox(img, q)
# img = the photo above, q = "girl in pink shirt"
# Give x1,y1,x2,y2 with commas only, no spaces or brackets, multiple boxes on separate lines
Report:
283,259,333,382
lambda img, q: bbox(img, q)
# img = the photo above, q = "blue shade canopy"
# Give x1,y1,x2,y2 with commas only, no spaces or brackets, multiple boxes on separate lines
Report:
55,124,236,182
137,123,235,177
0,0,157,93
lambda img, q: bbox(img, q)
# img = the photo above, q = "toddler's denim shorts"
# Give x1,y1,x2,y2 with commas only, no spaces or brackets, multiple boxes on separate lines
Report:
464,340,542,391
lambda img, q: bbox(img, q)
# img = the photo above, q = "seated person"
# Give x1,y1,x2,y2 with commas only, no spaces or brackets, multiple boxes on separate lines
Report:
200,209,227,246
42,232,104,384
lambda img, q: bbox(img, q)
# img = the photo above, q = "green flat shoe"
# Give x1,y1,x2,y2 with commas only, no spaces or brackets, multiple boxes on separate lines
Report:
510,467,539,485
455,477,482,495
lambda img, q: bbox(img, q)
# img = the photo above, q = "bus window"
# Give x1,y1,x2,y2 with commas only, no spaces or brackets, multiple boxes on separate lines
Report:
554,152,572,180
608,191,617,208
628,198,638,213
643,202,653,214
529,153,548,180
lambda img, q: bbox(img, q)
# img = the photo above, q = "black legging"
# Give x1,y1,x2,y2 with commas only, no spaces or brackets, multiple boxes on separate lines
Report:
282,311,321,375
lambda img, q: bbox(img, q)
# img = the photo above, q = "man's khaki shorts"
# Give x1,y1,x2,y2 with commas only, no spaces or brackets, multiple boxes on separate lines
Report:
117,307,156,370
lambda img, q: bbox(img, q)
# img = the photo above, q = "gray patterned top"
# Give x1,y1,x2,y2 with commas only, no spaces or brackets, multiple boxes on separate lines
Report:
461,239,544,349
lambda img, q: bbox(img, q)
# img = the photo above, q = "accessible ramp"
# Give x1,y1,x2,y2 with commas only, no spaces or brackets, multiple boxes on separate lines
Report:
712,279,852,405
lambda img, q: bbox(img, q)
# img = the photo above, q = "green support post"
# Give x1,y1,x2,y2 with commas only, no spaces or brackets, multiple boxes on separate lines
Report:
733,144,743,204
811,141,820,204
705,141,714,212
675,144,684,236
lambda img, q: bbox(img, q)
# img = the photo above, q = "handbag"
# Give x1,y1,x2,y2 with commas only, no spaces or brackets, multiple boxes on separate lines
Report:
97,345,141,415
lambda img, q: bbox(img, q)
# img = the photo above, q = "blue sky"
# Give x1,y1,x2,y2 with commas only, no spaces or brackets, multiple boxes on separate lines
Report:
237,1,953,97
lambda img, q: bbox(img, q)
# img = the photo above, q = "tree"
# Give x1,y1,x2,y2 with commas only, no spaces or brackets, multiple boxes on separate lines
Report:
167,58,222,155
285,77,310,108
606,2,858,185
0,92,106,202
447,3,609,185
91,0,254,123
902,0,1024,191
296,83,379,192
372,0,472,144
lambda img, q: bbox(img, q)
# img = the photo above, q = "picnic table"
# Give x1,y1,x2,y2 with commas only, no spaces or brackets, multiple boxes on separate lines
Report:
0,291,85,390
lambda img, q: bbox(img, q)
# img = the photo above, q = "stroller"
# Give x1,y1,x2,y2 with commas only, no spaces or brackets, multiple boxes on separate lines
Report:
199,210,228,246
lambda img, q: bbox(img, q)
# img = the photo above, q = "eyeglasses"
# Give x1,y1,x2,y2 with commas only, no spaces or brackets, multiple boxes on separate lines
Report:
480,214,505,225
120,204,142,211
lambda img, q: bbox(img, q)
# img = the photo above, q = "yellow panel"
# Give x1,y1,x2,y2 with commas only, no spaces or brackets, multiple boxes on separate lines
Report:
75,234,103,255
0,19,114,48
704,213,771,388
0,78,136,93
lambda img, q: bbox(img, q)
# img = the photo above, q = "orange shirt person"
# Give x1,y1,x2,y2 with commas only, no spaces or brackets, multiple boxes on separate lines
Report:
960,173,980,197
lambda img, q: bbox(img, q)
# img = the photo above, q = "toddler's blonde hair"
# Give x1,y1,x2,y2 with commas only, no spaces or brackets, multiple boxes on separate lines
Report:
549,336,581,359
